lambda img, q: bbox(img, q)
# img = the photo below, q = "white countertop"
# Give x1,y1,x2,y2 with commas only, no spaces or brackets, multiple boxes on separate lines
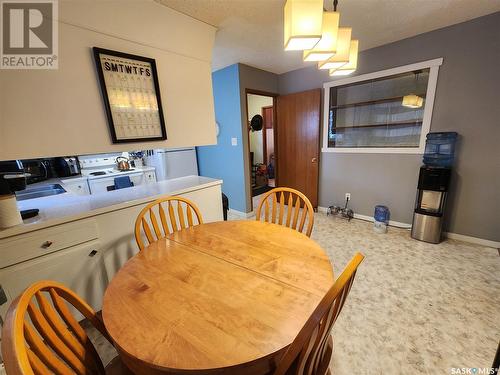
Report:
0,175,222,239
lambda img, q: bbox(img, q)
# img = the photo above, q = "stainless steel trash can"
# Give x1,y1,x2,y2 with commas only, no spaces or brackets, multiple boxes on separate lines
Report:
411,212,442,244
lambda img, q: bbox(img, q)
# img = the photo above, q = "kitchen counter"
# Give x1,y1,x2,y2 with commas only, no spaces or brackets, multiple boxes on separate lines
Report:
0,175,222,239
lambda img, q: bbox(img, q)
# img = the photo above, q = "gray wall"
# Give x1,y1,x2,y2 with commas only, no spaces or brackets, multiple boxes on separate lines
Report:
278,12,500,242
238,64,279,212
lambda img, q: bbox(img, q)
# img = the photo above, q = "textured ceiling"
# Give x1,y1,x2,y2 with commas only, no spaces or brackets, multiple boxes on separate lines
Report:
157,0,500,74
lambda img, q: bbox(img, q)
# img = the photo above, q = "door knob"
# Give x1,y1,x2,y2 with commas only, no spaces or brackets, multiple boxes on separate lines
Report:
311,157,317,163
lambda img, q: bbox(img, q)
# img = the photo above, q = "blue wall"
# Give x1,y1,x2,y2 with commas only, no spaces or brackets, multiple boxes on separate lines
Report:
197,64,247,212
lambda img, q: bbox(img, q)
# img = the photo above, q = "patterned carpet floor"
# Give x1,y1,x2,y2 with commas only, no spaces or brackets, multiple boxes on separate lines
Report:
85,212,499,374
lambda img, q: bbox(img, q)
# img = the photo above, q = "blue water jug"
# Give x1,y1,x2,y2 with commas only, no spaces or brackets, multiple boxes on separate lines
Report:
423,132,458,167
374,205,390,224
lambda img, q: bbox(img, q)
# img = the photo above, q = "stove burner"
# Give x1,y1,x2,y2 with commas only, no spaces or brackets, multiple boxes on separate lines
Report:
90,171,107,176
119,169,135,172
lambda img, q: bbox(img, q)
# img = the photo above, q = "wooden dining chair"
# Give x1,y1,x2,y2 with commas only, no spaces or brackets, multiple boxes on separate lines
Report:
1,280,132,375
135,196,203,251
255,187,315,237
273,252,365,375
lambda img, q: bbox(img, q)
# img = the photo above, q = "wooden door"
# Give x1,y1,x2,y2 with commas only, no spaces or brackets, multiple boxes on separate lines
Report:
276,89,321,207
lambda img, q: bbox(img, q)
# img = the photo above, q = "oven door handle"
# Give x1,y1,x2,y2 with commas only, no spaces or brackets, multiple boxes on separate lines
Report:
40,162,48,179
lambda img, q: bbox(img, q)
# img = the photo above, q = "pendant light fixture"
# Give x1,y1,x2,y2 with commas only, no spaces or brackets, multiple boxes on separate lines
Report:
402,72,424,108
283,0,360,76
318,27,351,70
402,95,424,108
329,39,358,76
284,0,324,51
302,11,340,62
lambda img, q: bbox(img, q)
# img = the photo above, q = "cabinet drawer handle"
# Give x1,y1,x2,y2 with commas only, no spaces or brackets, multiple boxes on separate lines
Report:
88,250,98,257
41,241,53,248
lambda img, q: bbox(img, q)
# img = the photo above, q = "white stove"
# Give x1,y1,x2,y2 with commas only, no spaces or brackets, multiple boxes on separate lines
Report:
78,155,156,194
81,168,140,180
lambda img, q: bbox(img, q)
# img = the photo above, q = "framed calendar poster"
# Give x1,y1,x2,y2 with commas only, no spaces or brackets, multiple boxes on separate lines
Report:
93,47,167,143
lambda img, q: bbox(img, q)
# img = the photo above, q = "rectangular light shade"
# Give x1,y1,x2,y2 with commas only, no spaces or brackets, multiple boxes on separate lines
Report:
303,12,340,61
402,94,424,108
284,0,324,51
329,40,359,76
318,27,351,69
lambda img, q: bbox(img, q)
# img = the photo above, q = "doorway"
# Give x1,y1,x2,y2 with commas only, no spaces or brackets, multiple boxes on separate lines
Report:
246,92,277,210
276,89,321,208
245,88,321,212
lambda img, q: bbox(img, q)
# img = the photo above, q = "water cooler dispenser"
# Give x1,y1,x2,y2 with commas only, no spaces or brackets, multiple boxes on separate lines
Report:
411,166,451,243
411,132,457,244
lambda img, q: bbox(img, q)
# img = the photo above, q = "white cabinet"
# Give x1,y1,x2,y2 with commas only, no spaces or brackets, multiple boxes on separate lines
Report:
61,178,90,195
0,219,98,268
0,240,106,323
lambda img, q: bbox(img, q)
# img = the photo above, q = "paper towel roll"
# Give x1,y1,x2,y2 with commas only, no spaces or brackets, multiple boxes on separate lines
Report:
0,194,23,229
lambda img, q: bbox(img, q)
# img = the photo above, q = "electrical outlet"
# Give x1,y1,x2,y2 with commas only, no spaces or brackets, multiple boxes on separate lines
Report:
231,137,238,146
345,193,351,201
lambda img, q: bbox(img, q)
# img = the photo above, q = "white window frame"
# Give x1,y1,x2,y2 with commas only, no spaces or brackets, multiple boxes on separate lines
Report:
322,58,443,154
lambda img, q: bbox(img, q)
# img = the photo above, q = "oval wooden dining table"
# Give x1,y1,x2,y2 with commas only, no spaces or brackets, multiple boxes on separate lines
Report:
102,220,334,375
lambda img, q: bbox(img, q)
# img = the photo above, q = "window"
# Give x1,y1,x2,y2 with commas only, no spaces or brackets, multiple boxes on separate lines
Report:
322,58,442,153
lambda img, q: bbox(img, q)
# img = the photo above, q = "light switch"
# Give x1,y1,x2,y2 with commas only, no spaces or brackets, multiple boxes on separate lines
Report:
231,137,238,146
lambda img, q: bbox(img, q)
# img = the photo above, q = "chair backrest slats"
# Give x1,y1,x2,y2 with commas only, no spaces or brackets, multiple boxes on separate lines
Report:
135,196,204,251
271,193,278,222
298,201,308,233
48,289,105,374
158,203,169,234
149,209,163,239
177,201,186,229
27,301,88,375
286,193,293,227
273,253,364,375
256,187,315,237
34,292,95,371
186,206,194,226
142,217,155,244
1,280,111,375
168,201,178,232
26,348,52,375
24,322,73,375
278,191,285,224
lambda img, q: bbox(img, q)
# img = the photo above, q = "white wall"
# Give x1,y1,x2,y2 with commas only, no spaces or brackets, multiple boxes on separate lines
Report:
247,94,272,165
0,0,217,160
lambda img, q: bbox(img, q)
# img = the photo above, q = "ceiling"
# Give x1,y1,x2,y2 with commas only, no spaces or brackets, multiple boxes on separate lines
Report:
157,0,500,74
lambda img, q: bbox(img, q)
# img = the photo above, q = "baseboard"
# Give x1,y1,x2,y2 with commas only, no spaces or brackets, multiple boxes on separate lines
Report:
317,206,411,229
228,209,255,218
352,213,412,229
444,232,500,249
318,206,499,248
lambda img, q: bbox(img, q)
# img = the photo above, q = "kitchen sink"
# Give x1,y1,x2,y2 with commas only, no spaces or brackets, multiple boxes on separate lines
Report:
15,184,67,201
